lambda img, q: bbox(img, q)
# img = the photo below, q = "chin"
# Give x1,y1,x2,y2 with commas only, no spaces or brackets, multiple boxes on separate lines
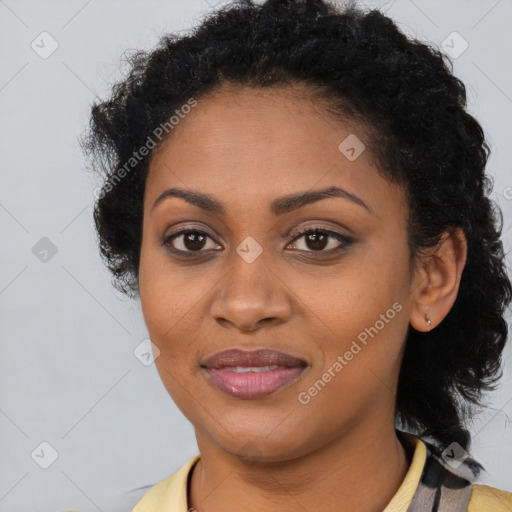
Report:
207,422,315,464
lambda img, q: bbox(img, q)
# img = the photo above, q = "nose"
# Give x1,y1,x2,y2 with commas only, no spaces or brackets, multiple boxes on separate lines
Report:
209,252,292,332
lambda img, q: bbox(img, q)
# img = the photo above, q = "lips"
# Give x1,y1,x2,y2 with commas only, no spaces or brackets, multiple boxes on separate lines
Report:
201,348,308,399
201,348,307,369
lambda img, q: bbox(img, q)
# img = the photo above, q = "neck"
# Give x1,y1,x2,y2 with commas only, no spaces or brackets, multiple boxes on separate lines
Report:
188,423,412,512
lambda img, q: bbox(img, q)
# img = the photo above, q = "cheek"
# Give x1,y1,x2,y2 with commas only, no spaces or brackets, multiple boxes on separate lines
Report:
138,240,182,355
294,301,408,436
139,232,186,331
294,245,409,383
138,240,211,373
138,255,167,338
139,258,200,409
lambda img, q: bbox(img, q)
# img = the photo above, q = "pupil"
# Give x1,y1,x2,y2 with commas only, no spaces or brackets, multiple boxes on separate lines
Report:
184,232,206,251
306,231,328,251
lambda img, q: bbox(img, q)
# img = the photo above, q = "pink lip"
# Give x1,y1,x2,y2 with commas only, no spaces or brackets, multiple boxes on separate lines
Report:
201,348,307,399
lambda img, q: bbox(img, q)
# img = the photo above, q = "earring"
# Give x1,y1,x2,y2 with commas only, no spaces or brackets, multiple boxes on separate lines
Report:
425,314,431,326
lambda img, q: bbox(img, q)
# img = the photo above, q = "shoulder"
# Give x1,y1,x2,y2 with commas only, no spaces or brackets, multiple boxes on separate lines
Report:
403,433,512,512
469,483,512,512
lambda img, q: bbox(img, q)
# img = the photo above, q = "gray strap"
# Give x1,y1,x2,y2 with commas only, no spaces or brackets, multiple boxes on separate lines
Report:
437,483,473,512
406,476,438,511
406,443,473,512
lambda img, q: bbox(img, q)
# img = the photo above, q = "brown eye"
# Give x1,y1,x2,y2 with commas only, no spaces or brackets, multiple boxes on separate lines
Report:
287,228,353,253
163,230,221,253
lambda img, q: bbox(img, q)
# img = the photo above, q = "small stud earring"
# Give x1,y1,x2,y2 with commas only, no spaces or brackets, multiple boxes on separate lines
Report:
425,315,431,326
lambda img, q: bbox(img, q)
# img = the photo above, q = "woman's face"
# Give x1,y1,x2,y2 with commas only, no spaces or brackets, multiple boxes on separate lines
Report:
138,83,419,462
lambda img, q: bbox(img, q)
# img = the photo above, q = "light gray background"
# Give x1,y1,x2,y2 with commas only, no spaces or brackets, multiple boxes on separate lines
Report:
1,0,511,511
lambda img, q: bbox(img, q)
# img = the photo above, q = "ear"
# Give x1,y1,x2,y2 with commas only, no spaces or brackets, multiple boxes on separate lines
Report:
409,227,467,332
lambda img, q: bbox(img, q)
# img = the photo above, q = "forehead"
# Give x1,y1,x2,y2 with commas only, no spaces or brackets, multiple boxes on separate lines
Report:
149,84,337,163
145,83,406,220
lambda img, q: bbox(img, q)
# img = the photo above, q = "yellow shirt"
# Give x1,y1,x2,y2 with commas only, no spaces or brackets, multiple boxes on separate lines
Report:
132,435,512,511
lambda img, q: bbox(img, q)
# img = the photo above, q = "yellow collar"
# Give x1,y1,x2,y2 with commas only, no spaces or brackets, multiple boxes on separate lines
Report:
131,433,512,511
132,433,426,512
132,452,200,511
383,432,426,511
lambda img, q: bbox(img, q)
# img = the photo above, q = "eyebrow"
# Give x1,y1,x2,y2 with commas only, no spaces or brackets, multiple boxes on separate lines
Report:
151,185,373,216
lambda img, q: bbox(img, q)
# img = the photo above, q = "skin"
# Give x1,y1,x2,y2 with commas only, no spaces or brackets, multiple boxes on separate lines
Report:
138,82,467,512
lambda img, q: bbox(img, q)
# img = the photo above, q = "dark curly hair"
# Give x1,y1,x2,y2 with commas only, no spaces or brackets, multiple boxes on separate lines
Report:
80,0,512,469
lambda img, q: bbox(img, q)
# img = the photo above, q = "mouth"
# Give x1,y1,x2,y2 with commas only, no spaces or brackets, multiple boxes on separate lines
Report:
200,348,308,399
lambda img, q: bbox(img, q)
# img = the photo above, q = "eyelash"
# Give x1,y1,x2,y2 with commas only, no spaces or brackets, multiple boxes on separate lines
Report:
161,226,354,258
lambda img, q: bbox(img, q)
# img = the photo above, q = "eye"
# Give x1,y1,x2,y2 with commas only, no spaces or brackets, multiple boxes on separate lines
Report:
162,229,221,255
286,228,353,253
161,226,354,257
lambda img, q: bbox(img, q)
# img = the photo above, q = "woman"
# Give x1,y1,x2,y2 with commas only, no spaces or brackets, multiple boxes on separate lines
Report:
81,0,512,510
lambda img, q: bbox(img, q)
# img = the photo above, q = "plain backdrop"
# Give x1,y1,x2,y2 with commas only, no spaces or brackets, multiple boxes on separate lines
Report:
1,0,511,510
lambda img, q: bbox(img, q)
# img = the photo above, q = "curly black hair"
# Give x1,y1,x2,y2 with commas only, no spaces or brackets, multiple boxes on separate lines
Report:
80,0,512,468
